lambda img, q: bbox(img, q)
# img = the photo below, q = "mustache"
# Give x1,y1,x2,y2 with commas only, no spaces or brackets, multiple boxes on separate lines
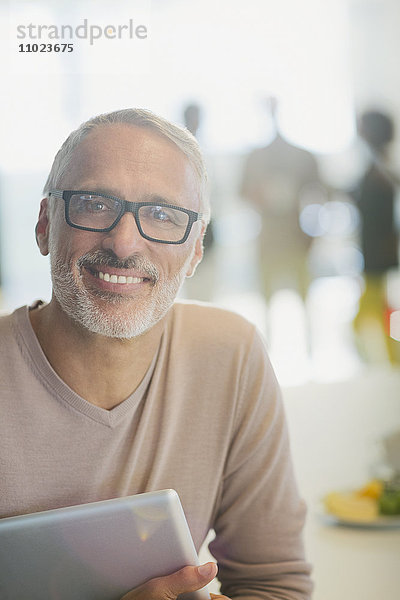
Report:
76,250,160,284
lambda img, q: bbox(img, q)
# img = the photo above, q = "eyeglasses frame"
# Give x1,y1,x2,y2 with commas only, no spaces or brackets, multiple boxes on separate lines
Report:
49,189,204,245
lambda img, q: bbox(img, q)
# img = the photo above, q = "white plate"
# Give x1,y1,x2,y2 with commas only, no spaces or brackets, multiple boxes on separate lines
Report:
318,508,400,529
318,492,400,529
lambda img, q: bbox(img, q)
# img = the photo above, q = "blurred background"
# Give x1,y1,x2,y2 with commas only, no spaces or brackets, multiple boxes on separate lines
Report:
1,1,400,598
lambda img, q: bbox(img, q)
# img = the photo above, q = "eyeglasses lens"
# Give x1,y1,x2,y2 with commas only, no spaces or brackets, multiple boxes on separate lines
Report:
69,193,120,229
138,205,189,242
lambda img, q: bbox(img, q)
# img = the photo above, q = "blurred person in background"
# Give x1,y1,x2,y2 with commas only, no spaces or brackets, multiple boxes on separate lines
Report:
353,109,400,364
240,97,320,309
182,102,216,301
183,103,201,139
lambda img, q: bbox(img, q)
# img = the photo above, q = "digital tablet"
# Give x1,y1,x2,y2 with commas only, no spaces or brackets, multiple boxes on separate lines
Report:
0,489,211,600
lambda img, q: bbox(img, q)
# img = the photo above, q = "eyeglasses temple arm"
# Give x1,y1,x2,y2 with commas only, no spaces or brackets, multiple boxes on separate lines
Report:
48,189,64,199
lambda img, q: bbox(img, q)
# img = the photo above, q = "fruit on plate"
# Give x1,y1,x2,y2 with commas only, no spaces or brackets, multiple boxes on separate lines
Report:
355,478,383,499
323,477,400,522
323,491,378,522
378,478,400,515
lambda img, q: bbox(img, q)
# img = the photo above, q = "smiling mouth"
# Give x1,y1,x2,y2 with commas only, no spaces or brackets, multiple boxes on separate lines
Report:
85,267,150,286
78,250,159,288
98,272,144,284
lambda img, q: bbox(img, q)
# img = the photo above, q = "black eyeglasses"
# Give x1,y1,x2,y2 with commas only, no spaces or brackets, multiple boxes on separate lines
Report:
49,190,203,245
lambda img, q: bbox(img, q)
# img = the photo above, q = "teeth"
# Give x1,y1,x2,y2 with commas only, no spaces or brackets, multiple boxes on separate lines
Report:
98,271,144,285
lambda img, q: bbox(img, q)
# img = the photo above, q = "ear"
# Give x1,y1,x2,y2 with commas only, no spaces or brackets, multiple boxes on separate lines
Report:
186,223,206,279
35,198,50,256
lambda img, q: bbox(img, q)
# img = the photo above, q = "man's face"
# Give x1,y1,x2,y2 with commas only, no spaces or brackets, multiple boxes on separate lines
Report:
39,124,204,338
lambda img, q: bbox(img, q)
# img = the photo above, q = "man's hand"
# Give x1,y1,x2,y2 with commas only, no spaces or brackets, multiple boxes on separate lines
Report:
121,562,229,600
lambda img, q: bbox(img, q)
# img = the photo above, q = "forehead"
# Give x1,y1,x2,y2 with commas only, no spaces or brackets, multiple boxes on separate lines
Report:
61,124,199,208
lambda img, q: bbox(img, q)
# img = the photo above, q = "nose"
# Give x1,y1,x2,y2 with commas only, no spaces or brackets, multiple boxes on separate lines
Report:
101,213,147,259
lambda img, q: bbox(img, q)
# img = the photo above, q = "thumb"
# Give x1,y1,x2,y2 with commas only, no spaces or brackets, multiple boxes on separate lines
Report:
124,562,218,600
155,562,218,598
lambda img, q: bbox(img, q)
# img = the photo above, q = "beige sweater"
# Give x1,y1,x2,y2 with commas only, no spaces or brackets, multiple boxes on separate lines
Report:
0,302,312,599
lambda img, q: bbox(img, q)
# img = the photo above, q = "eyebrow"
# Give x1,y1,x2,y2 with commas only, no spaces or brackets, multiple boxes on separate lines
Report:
74,187,184,208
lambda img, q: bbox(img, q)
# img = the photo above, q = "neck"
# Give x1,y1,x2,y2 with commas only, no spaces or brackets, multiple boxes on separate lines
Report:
29,298,166,410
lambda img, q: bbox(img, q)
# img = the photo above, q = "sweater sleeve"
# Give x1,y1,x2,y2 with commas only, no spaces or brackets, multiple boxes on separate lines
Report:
208,328,313,600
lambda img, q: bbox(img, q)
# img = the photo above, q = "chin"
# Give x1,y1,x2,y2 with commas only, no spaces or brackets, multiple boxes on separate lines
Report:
63,292,168,339
51,256,181,339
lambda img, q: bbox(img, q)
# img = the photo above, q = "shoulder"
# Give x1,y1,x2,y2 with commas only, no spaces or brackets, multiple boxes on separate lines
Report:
170,300,258,343
168,301,269,369
0,304,40,349
166,302,276,410
0,309,14,335
0,307,27,367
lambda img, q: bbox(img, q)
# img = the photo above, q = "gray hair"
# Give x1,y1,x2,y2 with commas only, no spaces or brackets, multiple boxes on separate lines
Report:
43,108,210,222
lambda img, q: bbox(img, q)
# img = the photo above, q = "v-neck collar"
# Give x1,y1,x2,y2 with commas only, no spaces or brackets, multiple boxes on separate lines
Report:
12,304,159,428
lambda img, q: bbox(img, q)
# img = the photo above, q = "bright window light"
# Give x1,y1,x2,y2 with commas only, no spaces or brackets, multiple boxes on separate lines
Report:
1,0,354,171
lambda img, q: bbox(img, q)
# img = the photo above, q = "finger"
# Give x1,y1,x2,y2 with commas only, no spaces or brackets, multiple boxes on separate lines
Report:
151,562,218,598
122,562,218,600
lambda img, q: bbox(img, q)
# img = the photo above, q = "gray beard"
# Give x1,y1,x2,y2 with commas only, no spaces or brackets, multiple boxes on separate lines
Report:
49,246,189,339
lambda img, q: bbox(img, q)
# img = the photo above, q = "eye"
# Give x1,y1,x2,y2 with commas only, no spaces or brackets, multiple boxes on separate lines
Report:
141,206,171,223
142,205,178,226
88,200,105,213
84,196,107,212
150,207,172,222
141,205,187,227
75,195,119,213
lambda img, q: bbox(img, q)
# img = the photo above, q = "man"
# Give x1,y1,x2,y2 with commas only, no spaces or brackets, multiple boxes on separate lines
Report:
241,97,319,303
0,108,312,599
353,110,400,364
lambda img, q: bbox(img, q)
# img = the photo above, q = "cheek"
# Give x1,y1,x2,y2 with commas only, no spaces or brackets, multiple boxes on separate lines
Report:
50,227,101,262
160,246,194,276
